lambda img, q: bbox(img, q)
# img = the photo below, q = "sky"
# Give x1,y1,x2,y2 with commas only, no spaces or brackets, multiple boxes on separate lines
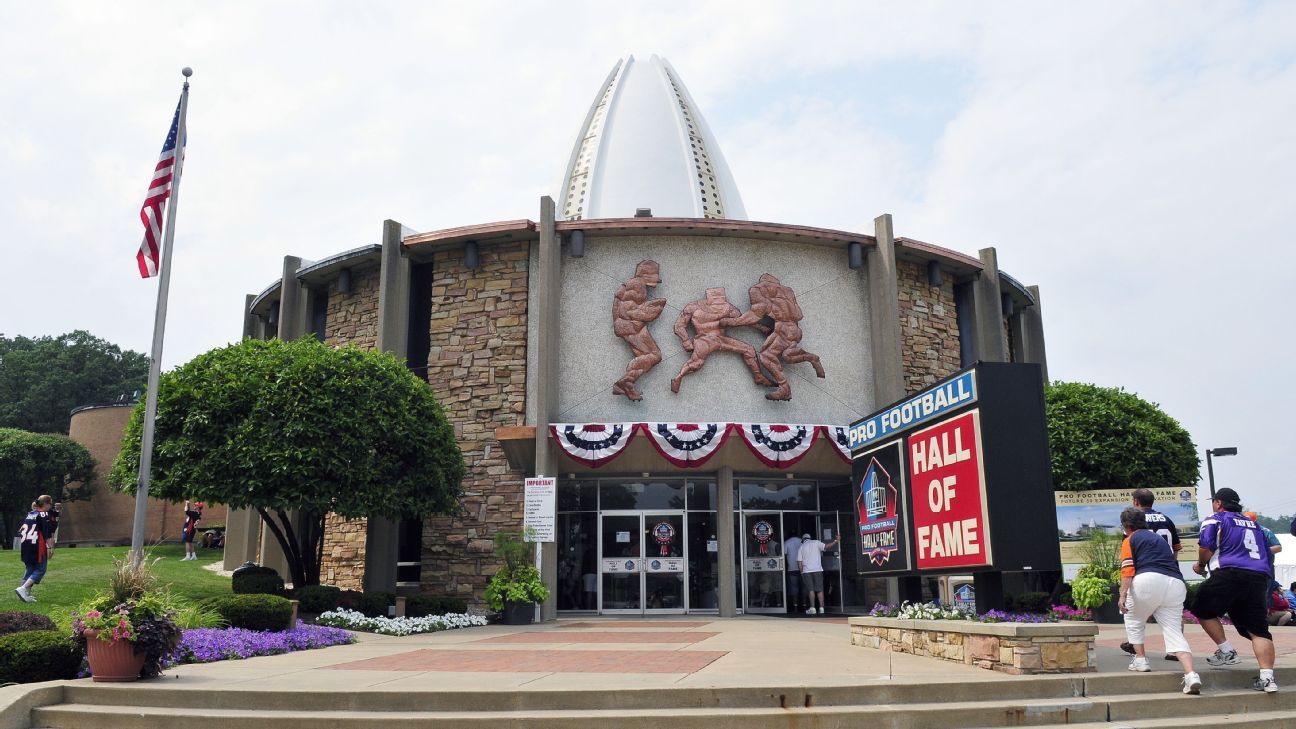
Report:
2,1,1293,515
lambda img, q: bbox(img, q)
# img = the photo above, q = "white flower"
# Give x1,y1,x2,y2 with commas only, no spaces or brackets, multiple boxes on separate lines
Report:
316,609,488,636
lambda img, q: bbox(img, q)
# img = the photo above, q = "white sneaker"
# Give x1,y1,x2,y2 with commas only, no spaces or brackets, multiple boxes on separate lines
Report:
1129,657,1151,672
1206,648,1240,666
1182,672,1201,695
806,607,816,615
1253,676,1279,693
15,586,35,603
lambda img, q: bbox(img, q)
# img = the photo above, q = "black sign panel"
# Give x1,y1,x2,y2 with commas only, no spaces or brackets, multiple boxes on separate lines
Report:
852,439,912,574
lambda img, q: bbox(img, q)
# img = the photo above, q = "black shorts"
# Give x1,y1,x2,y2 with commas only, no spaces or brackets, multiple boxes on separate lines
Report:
1192,568,1271,641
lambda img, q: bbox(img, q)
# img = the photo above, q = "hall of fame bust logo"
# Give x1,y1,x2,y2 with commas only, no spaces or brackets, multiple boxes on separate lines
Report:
752,520,774,555
766,558,778,570
652,521,676,556
857,457,900,566
651,559,662,570
625,560,636,570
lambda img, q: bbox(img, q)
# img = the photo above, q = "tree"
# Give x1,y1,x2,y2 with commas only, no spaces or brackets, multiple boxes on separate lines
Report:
1045,382,1199,491
0,331,150,434
0,428,96,548
110,338,465,587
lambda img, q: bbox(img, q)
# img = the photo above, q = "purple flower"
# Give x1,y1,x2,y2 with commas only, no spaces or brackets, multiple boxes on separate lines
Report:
165,621,355,667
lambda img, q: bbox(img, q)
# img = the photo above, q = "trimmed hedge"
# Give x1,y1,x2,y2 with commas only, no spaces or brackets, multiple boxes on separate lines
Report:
294,585,341,614
406,595,469,618
0,611,58,636
232,565,285,596
199,594,294,631
0,631,82,684
339,590,393,618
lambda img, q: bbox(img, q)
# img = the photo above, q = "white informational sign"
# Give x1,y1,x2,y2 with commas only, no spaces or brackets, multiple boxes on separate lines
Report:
523,476,557,543
616,531,631,543
707,539,718,553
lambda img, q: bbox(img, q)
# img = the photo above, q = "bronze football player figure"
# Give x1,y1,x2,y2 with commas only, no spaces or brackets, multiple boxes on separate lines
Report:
670,287,773,393
611,260,668,401
723,273,825,401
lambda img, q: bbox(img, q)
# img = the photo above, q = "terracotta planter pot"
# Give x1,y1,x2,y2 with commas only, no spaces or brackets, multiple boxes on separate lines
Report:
83,629,145,682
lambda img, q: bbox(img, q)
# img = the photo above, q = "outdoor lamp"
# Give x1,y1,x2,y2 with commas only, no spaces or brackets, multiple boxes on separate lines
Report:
1205,446,1238,498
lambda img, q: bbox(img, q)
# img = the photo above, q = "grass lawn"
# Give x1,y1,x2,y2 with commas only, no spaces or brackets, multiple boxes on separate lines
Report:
1,544,229,624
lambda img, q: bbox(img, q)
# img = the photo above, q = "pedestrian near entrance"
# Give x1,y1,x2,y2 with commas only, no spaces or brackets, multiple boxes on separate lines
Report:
1116,507,1200,694
1122,489,1182,660
1192,488,1279,694
784,533,803,612
798,533,839,615
15,495,59,603
181,500,204,561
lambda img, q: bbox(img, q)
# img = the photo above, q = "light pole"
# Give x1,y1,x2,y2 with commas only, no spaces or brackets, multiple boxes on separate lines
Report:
1205,447,1238,498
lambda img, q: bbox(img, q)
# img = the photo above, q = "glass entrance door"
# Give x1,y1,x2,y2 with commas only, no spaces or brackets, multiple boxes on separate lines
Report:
816,511,843,614
742,512,786,613
599,511,686,614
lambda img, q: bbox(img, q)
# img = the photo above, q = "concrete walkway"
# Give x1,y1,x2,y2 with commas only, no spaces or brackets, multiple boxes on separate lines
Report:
132,617,1296,692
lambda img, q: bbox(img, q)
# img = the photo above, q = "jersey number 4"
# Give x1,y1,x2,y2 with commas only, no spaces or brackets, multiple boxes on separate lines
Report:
1242,530,1262,560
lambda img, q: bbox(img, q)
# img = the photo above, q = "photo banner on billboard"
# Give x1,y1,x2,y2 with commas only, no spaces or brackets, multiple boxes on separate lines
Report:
853,439,911,574
907,409,992,570
1054,487,1199,571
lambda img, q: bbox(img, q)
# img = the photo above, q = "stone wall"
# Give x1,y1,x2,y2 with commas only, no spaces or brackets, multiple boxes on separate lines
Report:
849,617,1096,674
317,263,380,588
420,241,530,604
897,260,961,394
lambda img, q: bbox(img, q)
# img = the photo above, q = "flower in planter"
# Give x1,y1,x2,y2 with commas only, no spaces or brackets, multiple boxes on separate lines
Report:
70,558,184,679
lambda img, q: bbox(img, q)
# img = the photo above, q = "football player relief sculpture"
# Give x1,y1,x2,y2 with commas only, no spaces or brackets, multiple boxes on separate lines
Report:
611,263,825,402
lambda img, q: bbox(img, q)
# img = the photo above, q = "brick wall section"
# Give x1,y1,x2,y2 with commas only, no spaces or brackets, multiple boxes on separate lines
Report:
896,260,961,394
318,263,380,589
419,242,530,605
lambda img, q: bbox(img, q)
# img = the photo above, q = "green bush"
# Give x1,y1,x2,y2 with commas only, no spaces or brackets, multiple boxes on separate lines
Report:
0,611,58,635
295,585,341,613
1071,577,1114,610
0,631,82,684
232,566,284,596
337,590,394,617
199,594,294,631
406,595,469,618
1185,580,1203,612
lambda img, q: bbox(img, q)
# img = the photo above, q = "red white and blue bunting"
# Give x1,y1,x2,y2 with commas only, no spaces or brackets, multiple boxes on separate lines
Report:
551,421,841,470
823,425,852,464
640,422,731,468
733,423,819,468
550,423,637,467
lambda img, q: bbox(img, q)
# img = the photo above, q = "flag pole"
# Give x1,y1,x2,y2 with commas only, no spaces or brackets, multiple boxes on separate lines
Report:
131,67,192,567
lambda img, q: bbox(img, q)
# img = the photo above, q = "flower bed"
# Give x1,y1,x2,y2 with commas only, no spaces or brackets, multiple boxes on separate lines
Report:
850,602,1098,675
166,621,354,666
316,609,488,636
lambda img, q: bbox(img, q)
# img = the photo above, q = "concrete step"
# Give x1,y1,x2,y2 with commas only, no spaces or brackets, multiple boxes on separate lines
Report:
1019,709,1296,729
28,688,1296,729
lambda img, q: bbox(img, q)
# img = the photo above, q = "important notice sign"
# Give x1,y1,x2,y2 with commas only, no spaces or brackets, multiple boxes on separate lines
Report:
523,476,556,542
908,410,992,570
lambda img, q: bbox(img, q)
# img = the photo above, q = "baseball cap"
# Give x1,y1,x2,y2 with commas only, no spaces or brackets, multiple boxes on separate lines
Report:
1213,487,1241,504
802,533,812,540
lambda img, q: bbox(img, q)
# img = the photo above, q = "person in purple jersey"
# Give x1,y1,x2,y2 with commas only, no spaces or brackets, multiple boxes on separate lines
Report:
1192,488,1278,693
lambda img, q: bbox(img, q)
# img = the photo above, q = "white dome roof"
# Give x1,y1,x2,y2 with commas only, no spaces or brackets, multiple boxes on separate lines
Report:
559,55,747,221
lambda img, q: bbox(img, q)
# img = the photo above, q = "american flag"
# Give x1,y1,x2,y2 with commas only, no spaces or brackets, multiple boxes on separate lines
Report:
136,98,184,278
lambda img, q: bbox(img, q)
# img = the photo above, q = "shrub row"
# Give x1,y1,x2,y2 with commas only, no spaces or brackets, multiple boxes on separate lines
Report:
199,594,294,631
232,565,285,596
0,631,81,684
0,611,58,636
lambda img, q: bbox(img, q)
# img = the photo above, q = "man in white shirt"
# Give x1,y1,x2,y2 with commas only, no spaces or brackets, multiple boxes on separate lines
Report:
798,532,840,614
783,533,803,613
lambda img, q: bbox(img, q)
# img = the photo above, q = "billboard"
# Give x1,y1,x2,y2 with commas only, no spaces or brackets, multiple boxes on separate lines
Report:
1054,487,1199,577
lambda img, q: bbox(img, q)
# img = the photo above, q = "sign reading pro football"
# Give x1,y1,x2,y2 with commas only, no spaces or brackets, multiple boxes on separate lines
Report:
908,410,991,569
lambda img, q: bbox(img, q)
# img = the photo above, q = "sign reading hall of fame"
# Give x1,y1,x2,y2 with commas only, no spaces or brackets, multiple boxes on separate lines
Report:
853,438,911,574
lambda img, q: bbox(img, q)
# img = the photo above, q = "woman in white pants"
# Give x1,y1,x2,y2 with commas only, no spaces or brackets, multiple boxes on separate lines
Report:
1118,507,1200,695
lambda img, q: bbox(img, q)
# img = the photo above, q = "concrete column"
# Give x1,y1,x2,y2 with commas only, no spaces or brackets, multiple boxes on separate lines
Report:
867,214,906,405
716,466,737,617
364,219,411,594
533,197,561,621
221,508,262,571
242,294,259,339
277,256,305,340
1021,285,1049,383
969,248,1009,363
259,255,306,582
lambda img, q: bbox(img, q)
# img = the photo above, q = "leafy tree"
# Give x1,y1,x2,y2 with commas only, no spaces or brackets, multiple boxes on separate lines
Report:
0,331,149,434
1045,382,1199,491
0,428,96,547
1254,513,1294,534
110,338,465,587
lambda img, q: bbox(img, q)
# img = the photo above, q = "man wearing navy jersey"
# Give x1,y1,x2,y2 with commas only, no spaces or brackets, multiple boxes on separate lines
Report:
1118,507,1199,693
1132,488,1181,553
1192,488,1278,694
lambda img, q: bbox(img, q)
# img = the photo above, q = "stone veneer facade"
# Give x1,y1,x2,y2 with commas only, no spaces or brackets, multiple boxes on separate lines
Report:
418,242,530,602
849,617,1097,674
896,260,961,394
319,264,380,590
